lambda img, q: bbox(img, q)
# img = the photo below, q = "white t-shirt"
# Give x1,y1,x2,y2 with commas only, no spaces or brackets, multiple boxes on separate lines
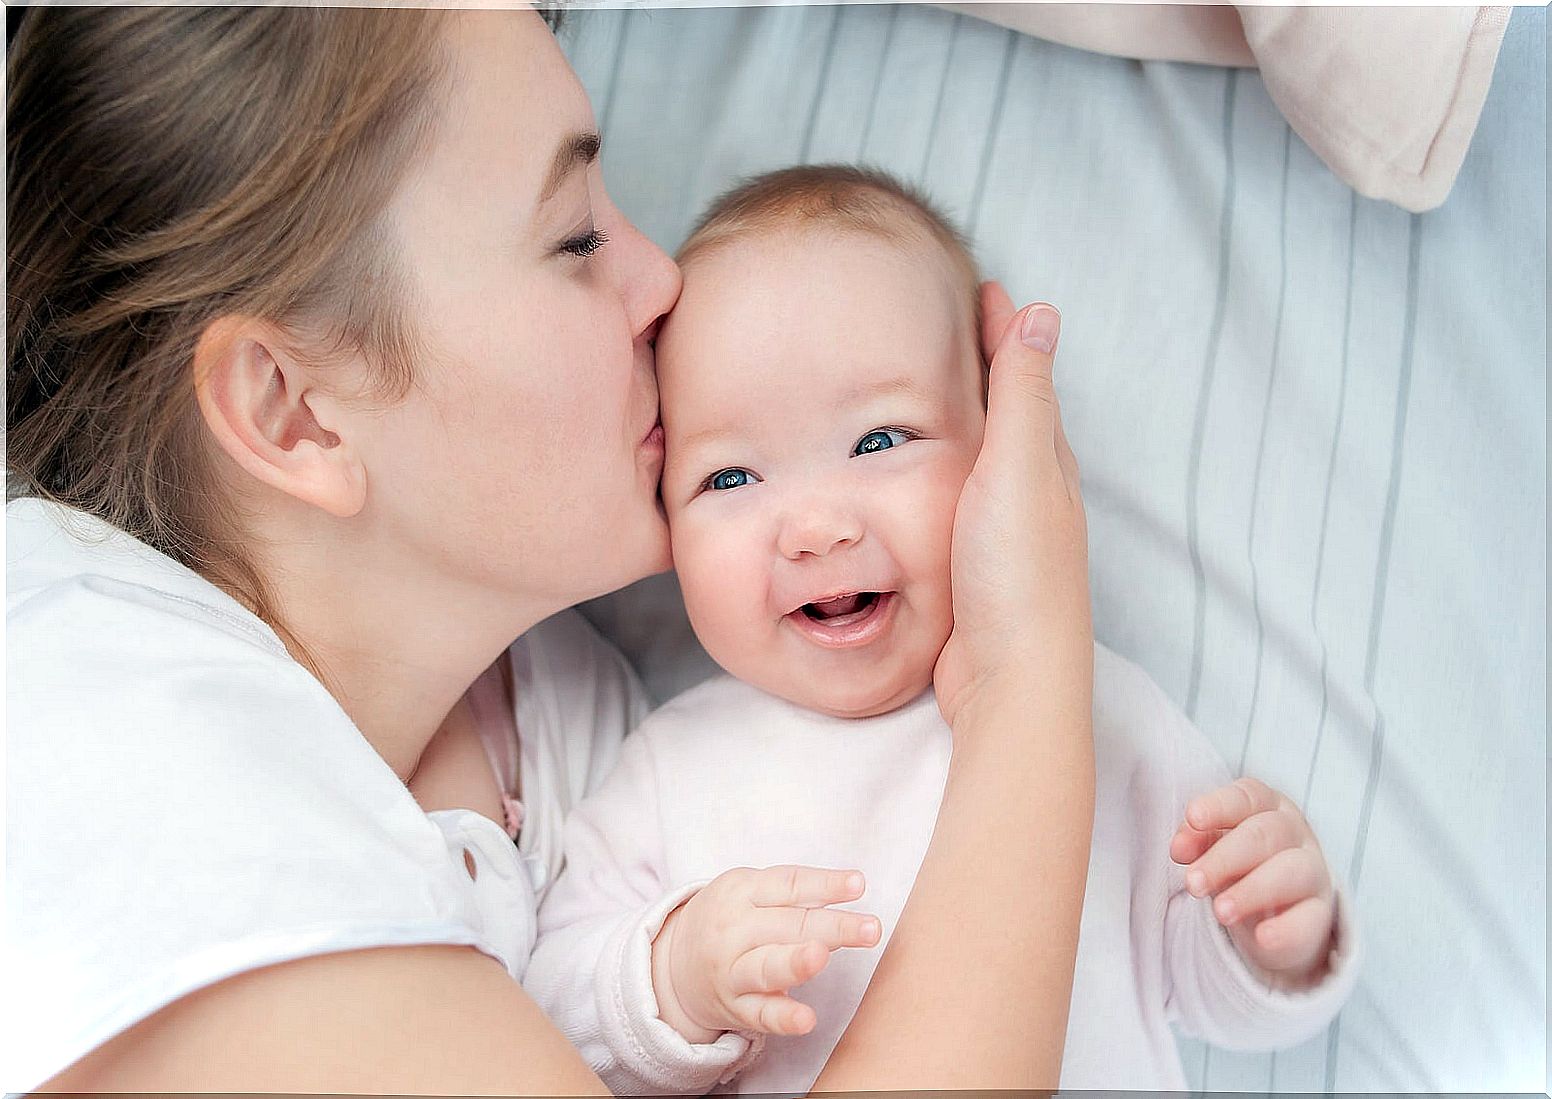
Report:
3,496,650,1094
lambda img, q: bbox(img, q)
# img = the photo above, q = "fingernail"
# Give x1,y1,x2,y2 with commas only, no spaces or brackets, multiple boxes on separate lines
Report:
1186,869,1206,896
1216,898,1237,924
1021,304,1060,353
846,872,864,894
861,917,880,942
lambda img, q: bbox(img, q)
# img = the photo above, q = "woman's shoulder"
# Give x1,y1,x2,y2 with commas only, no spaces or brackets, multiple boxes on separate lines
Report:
9,496,378,787
6,498,508,1091
8,495,286,653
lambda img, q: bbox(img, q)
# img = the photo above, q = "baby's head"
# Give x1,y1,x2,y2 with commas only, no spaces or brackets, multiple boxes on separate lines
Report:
657,165,987,719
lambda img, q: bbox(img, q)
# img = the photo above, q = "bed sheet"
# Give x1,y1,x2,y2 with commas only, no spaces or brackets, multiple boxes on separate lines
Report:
566,5,1547,1090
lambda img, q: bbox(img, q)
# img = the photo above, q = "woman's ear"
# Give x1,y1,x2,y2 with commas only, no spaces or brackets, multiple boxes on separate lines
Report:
192,316,368,518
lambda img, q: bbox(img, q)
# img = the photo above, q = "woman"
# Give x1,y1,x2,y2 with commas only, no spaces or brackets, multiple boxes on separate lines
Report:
6,8,1094,1093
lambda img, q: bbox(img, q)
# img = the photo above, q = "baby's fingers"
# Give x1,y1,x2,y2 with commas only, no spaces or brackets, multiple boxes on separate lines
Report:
1210,846,1329,926
760,905,881,951
1186,777,1284,833
1184,807,1300,897
1248,895,1335,974
1170,821,1229,866
747,865,866,909
730,992,818,1037
728,940,831,996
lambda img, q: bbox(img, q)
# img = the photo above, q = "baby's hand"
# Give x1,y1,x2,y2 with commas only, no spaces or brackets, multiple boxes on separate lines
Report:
1170,778,1336,988
650,865,881,1043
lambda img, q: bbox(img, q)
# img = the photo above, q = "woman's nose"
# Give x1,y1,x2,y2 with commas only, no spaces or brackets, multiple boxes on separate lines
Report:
778,505,863,560
618,216,682,340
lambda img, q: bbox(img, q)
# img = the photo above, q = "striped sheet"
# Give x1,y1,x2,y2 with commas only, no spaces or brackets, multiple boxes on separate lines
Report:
568,6,1547,1090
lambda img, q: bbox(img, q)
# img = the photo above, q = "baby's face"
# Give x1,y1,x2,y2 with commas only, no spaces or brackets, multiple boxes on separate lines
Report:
657,229,985,718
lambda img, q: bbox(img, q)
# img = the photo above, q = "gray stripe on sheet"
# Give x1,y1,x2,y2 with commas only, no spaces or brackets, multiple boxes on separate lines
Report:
1237,124,1294,779
857,4,901,159
965,29,1020,238
798,5,844,164
1302,191,1359,811
918,12,964,181
1294,186,1357,1097
1184,68,1239,721
598,13,633,138
1325,210,1423,1092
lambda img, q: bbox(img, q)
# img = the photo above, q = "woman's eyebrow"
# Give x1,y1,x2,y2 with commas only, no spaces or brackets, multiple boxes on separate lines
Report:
538,131,602,206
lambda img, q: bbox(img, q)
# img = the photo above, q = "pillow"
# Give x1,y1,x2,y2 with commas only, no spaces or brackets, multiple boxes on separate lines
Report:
942,3,1510,211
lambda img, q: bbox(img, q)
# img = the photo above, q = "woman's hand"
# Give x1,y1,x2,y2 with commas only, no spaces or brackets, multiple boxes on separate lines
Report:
933,284,1091,733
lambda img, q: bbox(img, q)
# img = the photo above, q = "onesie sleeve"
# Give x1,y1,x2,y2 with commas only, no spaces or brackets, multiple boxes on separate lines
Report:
1157,680,1362,1049
524,728,762,1095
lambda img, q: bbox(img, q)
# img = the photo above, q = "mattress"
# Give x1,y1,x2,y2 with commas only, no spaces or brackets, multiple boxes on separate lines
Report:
565,5,1547,1090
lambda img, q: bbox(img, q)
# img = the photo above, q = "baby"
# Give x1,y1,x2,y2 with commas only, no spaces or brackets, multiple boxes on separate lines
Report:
524,166,1359,1093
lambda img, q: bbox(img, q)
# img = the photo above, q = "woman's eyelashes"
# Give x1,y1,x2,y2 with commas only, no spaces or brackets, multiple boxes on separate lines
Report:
558,226,610,258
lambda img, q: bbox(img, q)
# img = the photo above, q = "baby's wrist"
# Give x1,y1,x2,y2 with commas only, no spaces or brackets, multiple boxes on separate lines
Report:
649,903,723,1044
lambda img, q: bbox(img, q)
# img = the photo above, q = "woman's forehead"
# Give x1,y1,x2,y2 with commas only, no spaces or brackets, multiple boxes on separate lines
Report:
431,11,595,196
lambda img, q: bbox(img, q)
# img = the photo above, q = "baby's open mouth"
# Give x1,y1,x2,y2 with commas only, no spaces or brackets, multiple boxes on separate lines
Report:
786,591,897,649
802,591,881,624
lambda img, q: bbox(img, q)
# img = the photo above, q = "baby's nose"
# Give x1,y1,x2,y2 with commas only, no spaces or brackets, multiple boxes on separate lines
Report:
778,505,863,560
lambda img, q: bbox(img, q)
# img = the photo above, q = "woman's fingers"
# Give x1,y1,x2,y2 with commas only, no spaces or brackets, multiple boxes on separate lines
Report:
1184,806,1302,897
978,280,1018,362
981,304,1062,477
1053,390,1081,499
728,940,831,996
1185,777,1283,833
730,992,818,1036
745,865,865,909
1210,846,1329,926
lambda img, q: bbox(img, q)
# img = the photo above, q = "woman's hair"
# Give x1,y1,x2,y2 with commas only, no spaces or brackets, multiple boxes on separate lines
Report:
677,164,982,346
6,8,456,647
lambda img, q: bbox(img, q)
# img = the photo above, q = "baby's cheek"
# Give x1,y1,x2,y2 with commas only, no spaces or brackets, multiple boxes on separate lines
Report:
674,527,768,671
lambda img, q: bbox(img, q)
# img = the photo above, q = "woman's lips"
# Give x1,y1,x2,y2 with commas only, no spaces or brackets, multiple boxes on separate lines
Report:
783,591,897,650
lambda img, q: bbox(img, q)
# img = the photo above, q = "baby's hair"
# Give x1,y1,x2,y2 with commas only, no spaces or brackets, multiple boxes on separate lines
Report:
678,164,983,356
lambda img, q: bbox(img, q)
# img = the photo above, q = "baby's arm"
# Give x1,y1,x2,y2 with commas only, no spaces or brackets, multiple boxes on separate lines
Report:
524,730,746,1095
524,729,878,1095
1155,693,1360,1049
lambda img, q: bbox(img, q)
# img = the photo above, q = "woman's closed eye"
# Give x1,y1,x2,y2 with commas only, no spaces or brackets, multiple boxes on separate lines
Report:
558,226,610,258
703,467,761,492
853,427,919,456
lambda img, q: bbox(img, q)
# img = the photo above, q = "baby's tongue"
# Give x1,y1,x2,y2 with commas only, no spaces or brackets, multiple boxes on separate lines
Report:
811,593,864,619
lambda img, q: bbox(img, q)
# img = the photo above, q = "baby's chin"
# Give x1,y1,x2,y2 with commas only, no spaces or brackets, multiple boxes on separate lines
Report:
756,663,936,720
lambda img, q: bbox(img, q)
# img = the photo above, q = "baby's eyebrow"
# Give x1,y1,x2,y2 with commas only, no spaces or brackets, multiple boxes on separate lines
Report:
673,423,738,457
841,374,934,404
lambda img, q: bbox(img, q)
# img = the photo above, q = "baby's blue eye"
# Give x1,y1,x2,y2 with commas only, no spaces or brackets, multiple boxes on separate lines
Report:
854,428,910,456
708,468,757,491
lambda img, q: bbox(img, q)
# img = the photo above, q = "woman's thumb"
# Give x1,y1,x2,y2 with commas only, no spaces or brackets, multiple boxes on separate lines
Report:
984,302,1062,455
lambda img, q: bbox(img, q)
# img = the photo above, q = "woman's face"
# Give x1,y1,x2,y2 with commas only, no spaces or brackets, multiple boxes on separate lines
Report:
363,11,680,613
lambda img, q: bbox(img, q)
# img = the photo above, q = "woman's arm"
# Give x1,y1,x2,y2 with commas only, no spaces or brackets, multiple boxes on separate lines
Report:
43,296,1089,1098
41,946,610,1096
814,292,1095,1092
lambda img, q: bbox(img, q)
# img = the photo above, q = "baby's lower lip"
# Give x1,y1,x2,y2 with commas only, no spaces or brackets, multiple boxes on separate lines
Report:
783,591,897,650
